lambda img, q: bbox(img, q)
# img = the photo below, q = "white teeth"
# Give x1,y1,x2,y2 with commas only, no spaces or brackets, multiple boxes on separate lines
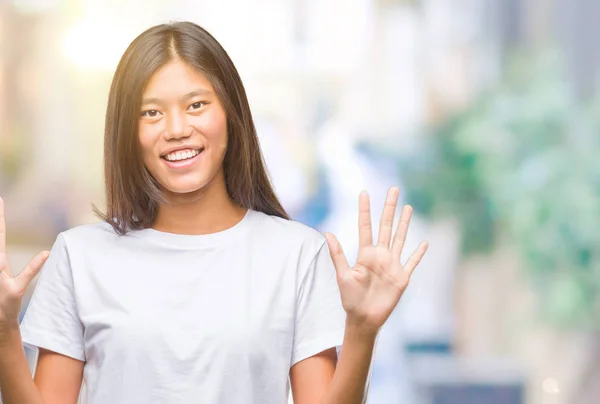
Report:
164,149,201,162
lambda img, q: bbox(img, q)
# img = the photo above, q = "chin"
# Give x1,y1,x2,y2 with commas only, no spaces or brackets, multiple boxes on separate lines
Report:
151,166,224,197
163,184,207,195
160,177,214,196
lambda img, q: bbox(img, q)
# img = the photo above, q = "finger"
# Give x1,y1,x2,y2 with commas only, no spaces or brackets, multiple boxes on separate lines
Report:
325,233,350,281
377,187,400,249
358,191,373,248
404,241,429,277
0,197,6,256
391,205,413,260
15,250,50,291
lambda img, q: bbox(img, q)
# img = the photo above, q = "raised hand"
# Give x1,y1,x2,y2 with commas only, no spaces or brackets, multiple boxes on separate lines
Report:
0,198,49,326
325,187,428,332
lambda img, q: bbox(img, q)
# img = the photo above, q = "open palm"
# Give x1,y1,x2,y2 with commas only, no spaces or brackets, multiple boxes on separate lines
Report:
325,187,428,331
0,198,49,325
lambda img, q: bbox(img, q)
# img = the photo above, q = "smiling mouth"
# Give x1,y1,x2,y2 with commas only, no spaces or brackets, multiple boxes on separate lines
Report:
161,148,204,162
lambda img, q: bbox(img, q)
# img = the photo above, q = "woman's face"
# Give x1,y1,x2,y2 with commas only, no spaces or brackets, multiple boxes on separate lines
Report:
138,59,228,195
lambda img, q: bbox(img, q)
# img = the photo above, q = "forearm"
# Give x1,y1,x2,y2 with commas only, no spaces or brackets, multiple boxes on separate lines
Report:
321,319,376,404
0,323,44,404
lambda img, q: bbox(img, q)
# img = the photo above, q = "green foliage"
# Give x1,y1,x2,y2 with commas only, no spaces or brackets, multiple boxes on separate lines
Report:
401,51,600,329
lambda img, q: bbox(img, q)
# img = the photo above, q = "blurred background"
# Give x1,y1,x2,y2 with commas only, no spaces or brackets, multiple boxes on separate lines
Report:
2,0,600,403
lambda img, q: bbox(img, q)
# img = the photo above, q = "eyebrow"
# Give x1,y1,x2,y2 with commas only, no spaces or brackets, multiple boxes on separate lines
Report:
141,89,213,106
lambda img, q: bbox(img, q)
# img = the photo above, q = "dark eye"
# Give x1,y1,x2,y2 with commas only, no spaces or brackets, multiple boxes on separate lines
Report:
189,101,206,110
141,110,160,117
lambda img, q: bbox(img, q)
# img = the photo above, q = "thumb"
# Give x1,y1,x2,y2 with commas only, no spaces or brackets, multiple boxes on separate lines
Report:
16,250,49,291
324,232,349,281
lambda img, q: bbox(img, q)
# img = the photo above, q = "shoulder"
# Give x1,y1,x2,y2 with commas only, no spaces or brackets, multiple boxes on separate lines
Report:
249,210,327,256
58,220,119,250
251,210,325,242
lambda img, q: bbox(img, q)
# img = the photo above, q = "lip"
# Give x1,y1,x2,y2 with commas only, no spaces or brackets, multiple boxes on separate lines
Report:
161,148,204,170
160,145,204,158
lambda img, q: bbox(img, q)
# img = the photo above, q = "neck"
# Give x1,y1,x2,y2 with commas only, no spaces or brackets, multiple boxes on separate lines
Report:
152,173,247,235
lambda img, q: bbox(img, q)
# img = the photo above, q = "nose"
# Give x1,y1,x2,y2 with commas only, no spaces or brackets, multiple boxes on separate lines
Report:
164,112,190,140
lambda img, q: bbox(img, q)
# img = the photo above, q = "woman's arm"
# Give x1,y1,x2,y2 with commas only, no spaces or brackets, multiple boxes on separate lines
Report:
0,323,45,404
0,199,84,404
292,187,428,404
318,321,374,404
0,324,83,404
290,320,374,404
290,348,337,404
34,349,84,404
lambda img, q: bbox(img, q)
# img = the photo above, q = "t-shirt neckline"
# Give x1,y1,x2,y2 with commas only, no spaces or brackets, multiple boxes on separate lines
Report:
132,209,255,249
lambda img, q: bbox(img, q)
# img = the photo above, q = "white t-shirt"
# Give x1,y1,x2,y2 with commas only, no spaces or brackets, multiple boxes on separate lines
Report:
20,210,346,404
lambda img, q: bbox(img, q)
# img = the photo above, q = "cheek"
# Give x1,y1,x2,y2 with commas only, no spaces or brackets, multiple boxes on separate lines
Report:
197,108,228,149
138,127,160,165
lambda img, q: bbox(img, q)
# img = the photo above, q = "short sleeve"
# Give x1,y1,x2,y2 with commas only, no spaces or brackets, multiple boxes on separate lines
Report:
291,240,346,367
19,234,85,362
